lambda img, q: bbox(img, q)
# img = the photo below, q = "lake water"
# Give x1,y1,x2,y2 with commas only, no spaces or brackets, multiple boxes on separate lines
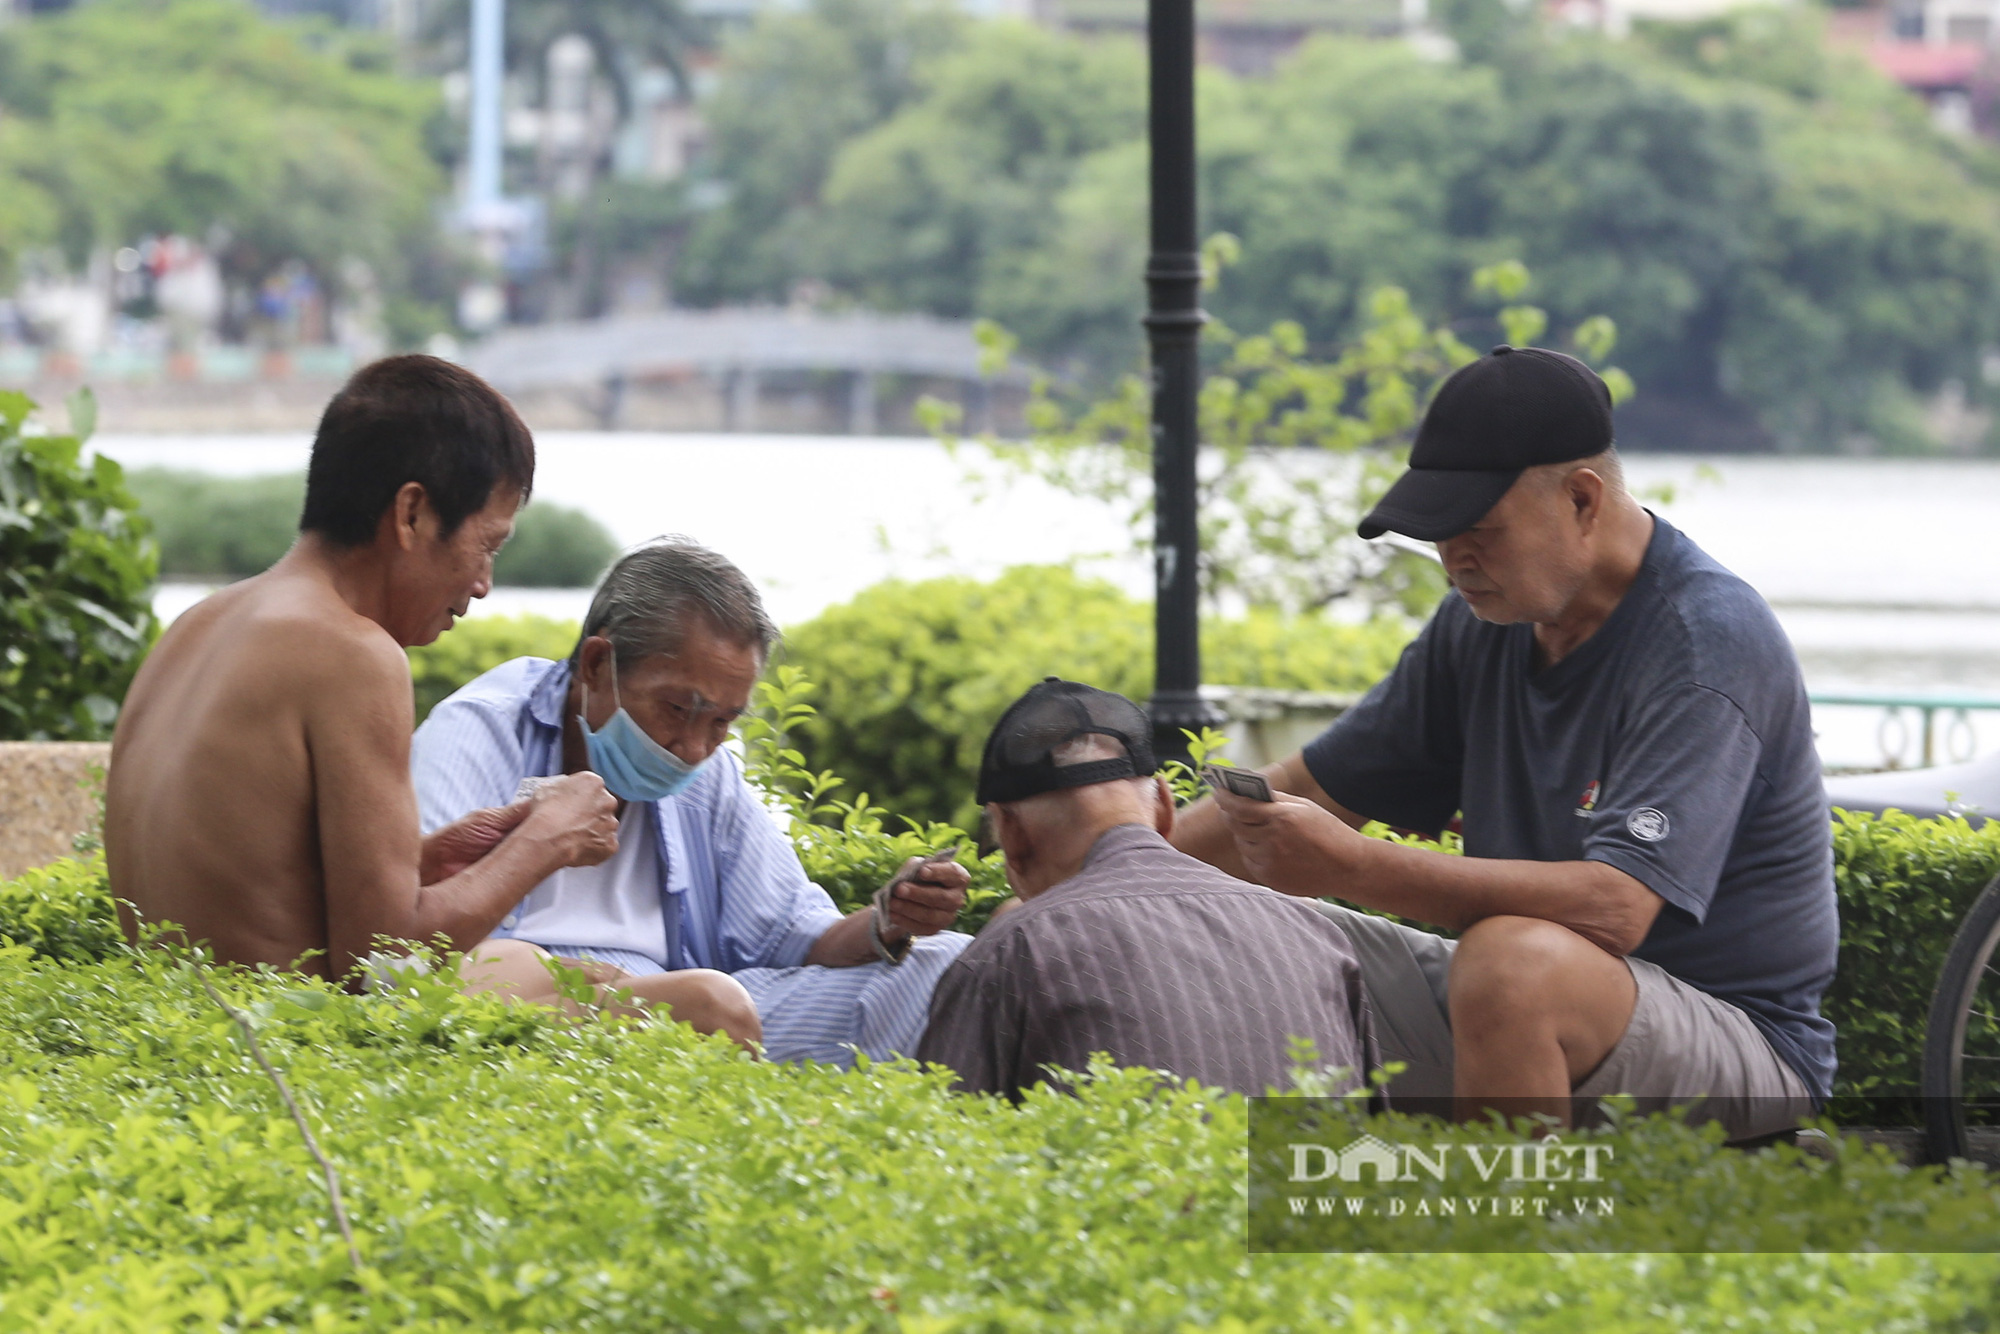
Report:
99,432,2000,771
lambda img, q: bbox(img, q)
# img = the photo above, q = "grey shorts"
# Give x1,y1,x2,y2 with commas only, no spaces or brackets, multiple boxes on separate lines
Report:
1313,902,1816,1142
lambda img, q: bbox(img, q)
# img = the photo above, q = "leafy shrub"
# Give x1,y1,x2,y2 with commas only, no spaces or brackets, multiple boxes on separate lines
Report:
0,391,159,740
0,942,1991,1326
741,664,1012,934
0,853,119,964
780,563,1411,827
125,466,617,587
492,502,619,587
1826,808,2000,1100
405,613,578,723
124,467,303,578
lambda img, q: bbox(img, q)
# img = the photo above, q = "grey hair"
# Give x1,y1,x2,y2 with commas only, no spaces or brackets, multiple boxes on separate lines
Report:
573,536,779,667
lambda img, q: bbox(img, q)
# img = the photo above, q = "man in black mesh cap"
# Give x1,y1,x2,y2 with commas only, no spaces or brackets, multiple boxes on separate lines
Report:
1171,345,1836,1140
914,678,1376,1100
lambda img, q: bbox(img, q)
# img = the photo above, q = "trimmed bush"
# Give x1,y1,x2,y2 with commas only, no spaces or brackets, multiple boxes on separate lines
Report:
124,467,303,579
0,941,1991,1323
3,813,2000,1316
492,502,618,588
780,564,1412,828
405,613,578,723
1826,808,2000,1099
125,466,616,587
16,803,2000,1103
0,855,121,964
0,392,159,740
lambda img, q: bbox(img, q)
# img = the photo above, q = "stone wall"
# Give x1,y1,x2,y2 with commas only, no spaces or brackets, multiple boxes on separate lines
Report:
0,742,111,881
1205,686,1355,769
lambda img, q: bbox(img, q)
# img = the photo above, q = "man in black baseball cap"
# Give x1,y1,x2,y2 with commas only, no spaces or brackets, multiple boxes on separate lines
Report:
1357,344,1614,542
916,678,1376,1101
1171,346,1838,1141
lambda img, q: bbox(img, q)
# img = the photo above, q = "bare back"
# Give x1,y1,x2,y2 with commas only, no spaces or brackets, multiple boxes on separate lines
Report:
109,564,418,975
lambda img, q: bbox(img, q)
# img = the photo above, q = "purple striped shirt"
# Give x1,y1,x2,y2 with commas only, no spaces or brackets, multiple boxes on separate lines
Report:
916,823,1377,1100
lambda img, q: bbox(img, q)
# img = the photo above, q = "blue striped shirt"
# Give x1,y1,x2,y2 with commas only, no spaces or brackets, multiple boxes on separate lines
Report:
411,657,845,973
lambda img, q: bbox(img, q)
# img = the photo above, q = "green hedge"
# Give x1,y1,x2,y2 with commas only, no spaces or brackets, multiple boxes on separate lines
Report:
405,613,578,724
125,467,617,587
779,565,1412,828
0,392,159,741
0,870,1992,1322
1826,809,2000,1100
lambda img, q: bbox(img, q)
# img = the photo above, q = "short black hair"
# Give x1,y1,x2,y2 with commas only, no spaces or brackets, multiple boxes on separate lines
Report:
300,355,535,547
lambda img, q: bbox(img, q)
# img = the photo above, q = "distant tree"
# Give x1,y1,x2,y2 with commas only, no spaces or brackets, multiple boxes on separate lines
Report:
810,22,1144,368
421,0,704,122
674,0,968,306
417,0,708,315
0,0,445,326
684,1,2000,452
493,501,618,587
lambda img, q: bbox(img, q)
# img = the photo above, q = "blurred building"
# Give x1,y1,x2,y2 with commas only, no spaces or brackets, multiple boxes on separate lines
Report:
1829,2,2000,135
1034,0,1414,75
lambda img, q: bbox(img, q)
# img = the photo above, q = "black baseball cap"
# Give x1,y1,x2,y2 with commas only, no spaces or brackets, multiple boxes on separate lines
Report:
1358,345,1615,541
975,678,1158,806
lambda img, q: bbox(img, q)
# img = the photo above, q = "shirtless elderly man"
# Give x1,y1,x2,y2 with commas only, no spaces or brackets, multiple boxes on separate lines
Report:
107,354,759,1047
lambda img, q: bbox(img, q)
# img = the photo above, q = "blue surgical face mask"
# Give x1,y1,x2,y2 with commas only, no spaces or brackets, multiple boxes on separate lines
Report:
577,650,706,802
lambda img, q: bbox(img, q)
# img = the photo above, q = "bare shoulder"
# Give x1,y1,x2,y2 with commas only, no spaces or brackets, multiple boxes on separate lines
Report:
154,571,413,730
246,573,408,687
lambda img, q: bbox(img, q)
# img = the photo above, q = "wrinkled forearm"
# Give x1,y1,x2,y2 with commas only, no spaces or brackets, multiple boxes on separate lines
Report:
805,908,891,968
1314,837,1663,956
331,829,568,979
410,829,568,952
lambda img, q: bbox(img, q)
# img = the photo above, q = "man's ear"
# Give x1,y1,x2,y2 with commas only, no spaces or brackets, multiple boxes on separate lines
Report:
577,635,614,691
390,481,431,552
991,803,1027,869
1568,466,1607,534
1152,776,1175,837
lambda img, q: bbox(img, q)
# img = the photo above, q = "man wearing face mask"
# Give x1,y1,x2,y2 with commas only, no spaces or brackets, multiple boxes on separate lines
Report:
1172,346,1838,1141
412,537,974,1064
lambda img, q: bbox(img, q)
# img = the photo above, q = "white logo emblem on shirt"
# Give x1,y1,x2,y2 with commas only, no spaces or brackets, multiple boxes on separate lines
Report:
1627,808,1670,842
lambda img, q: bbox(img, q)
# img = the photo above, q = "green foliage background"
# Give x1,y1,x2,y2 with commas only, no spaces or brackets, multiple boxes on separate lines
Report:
121,469,303,581
405,612,579,724
0,0,454,336
123,467,618,589
1827,809,2000,1100
778,565,1413,828
688,1,2000,451
0,843,1996,1321
0,392,158,741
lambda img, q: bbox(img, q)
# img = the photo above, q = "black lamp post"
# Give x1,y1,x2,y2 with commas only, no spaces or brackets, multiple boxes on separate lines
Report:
1144,0,1221,762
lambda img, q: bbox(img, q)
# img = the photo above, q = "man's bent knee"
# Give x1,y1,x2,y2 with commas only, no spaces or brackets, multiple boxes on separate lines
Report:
626,969,762,1053
1450,916,1596,1015
1449,914,1638,1086
459,938,558,997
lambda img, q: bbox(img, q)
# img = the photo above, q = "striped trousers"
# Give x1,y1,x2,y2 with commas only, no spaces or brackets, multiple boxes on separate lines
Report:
533,932,972,1067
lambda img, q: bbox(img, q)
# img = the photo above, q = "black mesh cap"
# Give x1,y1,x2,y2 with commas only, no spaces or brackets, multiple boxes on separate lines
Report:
976,678,1158,806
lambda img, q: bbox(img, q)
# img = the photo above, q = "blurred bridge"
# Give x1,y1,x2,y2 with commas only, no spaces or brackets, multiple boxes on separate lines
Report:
462,307,1025,432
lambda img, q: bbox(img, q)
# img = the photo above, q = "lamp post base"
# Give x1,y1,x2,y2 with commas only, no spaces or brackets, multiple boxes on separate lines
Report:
1149,689,1225,766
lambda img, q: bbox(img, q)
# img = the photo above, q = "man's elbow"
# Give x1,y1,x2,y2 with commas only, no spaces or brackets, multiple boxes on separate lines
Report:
1584,866,1664,957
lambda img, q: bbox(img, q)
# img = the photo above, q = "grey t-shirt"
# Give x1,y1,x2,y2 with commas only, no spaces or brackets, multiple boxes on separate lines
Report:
1302,516,1838,1101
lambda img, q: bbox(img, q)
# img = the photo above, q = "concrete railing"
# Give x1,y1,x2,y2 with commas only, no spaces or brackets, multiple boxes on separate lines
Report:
0,742,111,881
1203,686,1357,770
